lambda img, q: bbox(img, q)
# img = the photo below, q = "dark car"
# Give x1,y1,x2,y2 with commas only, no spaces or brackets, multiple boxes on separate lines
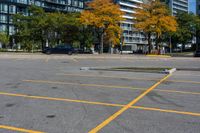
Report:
43,44,74,55
194,50,200,57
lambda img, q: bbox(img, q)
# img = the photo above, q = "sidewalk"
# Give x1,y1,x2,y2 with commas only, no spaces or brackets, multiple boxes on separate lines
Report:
0,52,196,60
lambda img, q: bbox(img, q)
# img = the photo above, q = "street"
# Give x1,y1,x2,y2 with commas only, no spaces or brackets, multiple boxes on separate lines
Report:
0,54,200,133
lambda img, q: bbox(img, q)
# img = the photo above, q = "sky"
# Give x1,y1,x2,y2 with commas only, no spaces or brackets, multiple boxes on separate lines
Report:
189,0,196,14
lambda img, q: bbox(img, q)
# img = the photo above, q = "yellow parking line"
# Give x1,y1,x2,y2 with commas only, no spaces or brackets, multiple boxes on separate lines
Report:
167,80,200,84
23,79,200,96
174,73,200,77
154,89,200,95
132,106,200,117
57,73,200,85
0,92,123,108
56,73,159,81
0,125,44,133
22,79,145,91
0,91,200,117
88,74,172,133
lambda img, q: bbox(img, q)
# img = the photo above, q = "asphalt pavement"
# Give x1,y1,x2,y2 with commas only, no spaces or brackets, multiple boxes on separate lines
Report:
0,54,200,133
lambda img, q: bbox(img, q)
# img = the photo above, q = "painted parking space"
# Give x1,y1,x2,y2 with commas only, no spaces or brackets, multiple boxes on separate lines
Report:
101,108,200,133
1,56,200,132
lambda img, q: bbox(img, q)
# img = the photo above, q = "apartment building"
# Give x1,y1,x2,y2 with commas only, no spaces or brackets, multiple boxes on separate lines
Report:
161,0,188,16
116,0,147,53
0,0,84,35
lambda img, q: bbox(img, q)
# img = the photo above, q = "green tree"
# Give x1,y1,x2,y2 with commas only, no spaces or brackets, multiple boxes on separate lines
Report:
134,0,177,53
0,32,9,48
13,6,81,51
172,12,200,50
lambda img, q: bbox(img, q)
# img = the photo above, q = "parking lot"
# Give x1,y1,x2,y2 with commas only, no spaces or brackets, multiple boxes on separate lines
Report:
0,54,200,133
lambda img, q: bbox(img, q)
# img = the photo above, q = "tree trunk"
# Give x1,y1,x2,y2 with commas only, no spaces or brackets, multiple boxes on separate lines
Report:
155,34,159,50
100,33,104,54
147,33,151,54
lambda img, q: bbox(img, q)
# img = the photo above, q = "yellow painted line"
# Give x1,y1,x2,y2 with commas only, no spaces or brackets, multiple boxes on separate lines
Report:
89,74,172,133
57,73,200,85
0,91,200,118
154,89,200,95
146,55,171,58
0,125,44,133
167,80,200,84
22,79,145,91
132,106,200,117
0,92,123,108
23,79,200,96
174,73,200,77
56,73,159,81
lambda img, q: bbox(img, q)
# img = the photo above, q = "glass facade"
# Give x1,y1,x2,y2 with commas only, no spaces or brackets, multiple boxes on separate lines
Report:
0,0,84,35
167,0,189,16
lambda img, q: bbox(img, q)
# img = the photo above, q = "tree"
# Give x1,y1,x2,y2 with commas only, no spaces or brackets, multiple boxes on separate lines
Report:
13,6,81,51
13,6,46,51
80,0,124,53
172,12,200,50
0,32,9,48
134,0,177,53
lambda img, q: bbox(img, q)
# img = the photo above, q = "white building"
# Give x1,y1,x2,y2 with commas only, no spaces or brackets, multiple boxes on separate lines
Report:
116,0,147,53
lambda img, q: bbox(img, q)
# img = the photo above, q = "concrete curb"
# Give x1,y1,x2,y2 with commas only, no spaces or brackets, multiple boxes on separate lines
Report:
162,68,176,74
146,55,172,57
81,67,177,74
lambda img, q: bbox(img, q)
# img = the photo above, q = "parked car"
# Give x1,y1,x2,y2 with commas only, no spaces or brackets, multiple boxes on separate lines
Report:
194,50,200,57
43,44,74,55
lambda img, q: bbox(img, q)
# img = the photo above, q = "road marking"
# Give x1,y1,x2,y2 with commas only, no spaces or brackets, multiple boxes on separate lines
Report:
167,80,200,84
22,79,145,91
56,73,159,81
88,74,172,133
57,73,200,85
23,79,200,96
154,88,200,95
174,73,200,77
0,125,44,133
0,91,200,117
133,106,200,116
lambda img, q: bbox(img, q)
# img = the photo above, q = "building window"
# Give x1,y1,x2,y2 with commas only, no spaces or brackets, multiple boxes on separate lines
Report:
17,0,28,4
9,25,15,35
0,4,8,13
0,24,7,32
9,5,16,14
0,14,7,23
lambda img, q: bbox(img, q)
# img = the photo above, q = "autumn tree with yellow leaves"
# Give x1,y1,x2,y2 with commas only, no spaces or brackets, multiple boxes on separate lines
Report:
134,0,177,54
80,0,124,53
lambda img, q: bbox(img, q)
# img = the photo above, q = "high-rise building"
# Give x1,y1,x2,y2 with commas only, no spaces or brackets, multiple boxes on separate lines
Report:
84,0,147,53
115,0,147,53
0,0,84,35
161,0,189,16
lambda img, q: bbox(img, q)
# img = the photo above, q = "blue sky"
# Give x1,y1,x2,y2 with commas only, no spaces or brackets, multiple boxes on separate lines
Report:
189,0,196,14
